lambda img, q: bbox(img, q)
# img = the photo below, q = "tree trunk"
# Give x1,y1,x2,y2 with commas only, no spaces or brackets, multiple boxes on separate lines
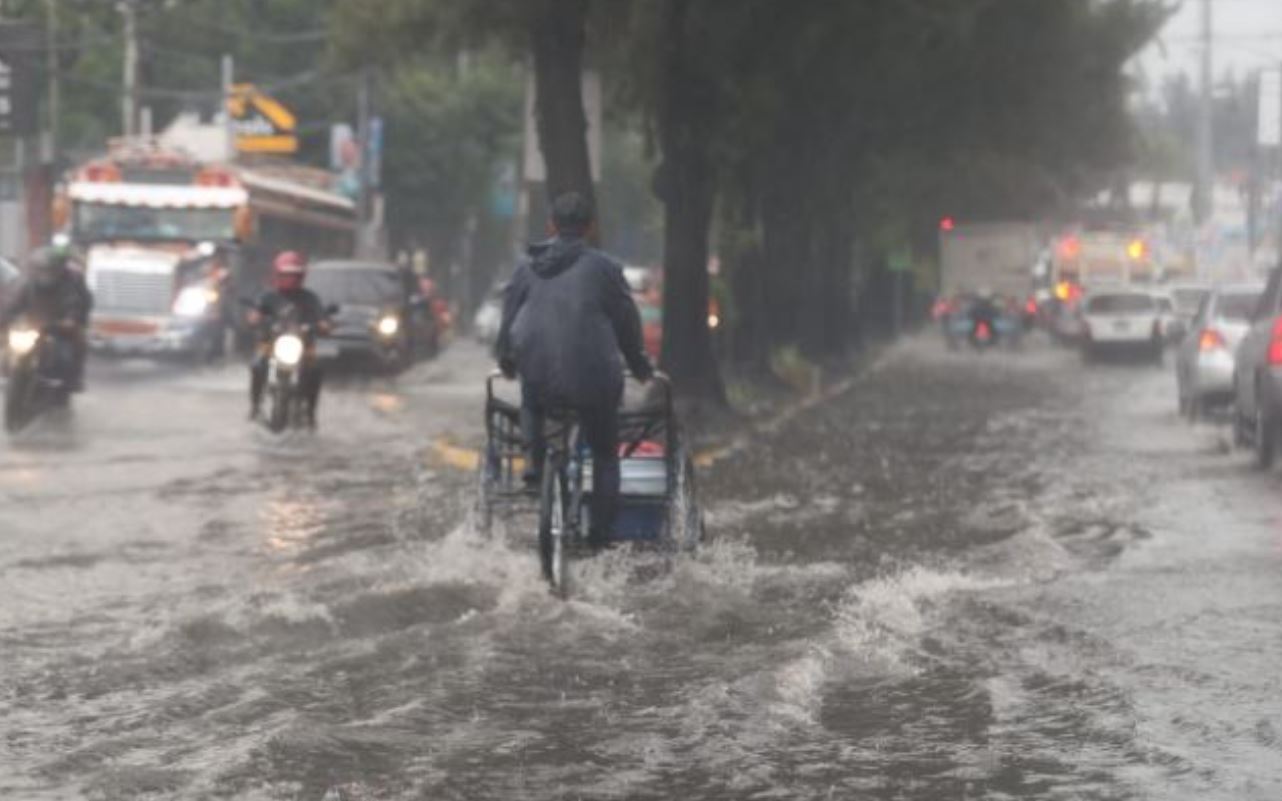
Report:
654,0,724,404
529,0,596,213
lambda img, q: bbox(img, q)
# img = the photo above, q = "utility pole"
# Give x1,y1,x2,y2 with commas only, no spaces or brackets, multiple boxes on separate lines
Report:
44,0,59,164
1195,0,1213,232
356,66,372,231
221,54,234,161
119,0,139,137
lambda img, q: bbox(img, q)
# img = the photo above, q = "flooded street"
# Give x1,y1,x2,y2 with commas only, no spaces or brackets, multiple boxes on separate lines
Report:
3,339,1281,800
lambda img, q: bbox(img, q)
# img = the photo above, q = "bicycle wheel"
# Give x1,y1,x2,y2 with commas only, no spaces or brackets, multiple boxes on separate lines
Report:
538,457,569,597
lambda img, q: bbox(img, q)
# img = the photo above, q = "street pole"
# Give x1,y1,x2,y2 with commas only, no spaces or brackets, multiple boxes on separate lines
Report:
44,0,59,164
221,54,234,161
119,0,139,138
1195,0,1213,233
356,66,372,244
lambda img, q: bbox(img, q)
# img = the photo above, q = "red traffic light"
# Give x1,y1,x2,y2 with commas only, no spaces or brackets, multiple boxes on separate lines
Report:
939,216,956,232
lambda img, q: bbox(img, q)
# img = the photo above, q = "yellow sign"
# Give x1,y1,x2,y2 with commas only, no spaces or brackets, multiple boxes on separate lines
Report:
227,84,298,154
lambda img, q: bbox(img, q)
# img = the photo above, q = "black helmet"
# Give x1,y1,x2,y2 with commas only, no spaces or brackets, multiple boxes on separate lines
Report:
28,245,69,289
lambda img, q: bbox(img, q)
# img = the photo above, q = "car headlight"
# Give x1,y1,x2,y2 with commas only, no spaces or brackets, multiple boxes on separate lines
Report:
376,315,400,337
173,286,217,317
273,334,305,366
708,313,720,330
7,328,39,355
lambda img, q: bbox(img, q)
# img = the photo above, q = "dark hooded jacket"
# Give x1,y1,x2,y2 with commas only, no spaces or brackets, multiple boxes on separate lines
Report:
0,271,92,330
496,235,650,407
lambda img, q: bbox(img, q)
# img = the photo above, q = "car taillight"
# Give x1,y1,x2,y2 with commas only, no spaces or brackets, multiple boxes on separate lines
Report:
1269,318,1282,365
1198,329,1226,352
1025,298,1038,315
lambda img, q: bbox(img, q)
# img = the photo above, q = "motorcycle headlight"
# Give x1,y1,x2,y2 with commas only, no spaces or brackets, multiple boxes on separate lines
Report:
7,328,39,355
376,315,400,337
273,334,305,366
173,285,216,317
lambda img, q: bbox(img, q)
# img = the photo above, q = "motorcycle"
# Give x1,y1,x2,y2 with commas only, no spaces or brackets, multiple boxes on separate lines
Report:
247,300,338,433
4,322,75,434
970,317,997,350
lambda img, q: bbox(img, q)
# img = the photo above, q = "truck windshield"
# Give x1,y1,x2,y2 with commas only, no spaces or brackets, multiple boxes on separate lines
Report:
1086,294,1155,314
74,202,234,242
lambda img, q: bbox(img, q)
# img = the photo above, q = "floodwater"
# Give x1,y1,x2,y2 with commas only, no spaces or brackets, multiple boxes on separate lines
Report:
1,338,1279,800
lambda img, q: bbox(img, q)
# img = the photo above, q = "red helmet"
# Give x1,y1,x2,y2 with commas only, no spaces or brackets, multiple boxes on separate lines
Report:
272,251,306,291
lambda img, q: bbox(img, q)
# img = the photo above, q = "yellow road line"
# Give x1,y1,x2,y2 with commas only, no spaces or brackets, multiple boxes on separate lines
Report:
429,366,867,474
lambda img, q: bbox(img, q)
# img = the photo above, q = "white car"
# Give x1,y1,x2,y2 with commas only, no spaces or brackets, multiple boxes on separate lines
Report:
1080,290,1164,363
472,284,505,345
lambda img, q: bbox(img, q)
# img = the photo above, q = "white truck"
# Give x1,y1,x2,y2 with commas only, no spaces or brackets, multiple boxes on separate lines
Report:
55,138,357,359
939,222,1041,299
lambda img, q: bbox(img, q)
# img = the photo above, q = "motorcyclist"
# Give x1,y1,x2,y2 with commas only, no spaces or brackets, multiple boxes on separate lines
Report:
246,251,330,426
969,288,1001,342
0,244,92,391
495,192,654,551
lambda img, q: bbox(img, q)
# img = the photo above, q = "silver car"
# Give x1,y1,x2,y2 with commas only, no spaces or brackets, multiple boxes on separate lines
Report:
1174,284,1262,420
1232,267,1282,467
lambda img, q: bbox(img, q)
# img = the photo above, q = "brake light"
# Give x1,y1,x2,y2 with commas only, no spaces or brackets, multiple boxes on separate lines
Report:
977,321,992,340
1025,298,1038,315
1269,318,1282,365
1198,329,1226,352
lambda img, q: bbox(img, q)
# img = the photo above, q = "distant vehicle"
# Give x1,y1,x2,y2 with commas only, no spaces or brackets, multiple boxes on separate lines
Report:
639,299,662,360
4,318,76,433
1175,284,1262,421
1233,267,1282,467
1079,290,1164,363
939,222,1041,301
308,261,438,370
941,293,1022,351
623,265,656,295
0,256,20,311
1164,283,1211,340
1150,292,1177,343
1051,230,1156,289
58,138,357,360
473,282,504,345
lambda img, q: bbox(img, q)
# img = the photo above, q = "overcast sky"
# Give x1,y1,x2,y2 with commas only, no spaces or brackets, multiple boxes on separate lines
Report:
1136,0,1282,85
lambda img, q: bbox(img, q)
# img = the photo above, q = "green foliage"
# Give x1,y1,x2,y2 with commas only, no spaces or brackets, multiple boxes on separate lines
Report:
8,0,351,160
379,54,521,268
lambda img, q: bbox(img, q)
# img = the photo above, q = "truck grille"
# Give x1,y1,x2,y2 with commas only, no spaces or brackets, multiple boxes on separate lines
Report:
91,270,172,314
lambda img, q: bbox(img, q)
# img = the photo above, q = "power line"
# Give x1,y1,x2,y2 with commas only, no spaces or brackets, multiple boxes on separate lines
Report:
62,68,354,103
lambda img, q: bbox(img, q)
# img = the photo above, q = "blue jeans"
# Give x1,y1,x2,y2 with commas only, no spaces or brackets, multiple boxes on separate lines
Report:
521,381,621,542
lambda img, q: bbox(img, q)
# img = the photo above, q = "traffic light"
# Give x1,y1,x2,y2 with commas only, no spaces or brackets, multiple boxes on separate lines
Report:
939,216,955,232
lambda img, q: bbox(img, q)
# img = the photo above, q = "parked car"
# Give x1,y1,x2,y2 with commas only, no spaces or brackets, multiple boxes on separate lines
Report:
1233,268,1282,467
1079,290,1164,363
308,260,438,371
1175,284,1263,420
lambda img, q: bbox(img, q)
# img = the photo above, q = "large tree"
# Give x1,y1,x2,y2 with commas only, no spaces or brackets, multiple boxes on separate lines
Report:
330,0,596,213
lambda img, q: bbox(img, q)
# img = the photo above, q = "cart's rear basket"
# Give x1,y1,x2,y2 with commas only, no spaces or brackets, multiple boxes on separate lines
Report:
480,375,684,544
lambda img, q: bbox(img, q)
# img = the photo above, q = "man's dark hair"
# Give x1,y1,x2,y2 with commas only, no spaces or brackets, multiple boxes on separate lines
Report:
550,192,594,236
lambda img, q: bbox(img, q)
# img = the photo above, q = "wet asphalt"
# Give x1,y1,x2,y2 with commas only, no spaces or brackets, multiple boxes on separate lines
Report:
1,337,1279,800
